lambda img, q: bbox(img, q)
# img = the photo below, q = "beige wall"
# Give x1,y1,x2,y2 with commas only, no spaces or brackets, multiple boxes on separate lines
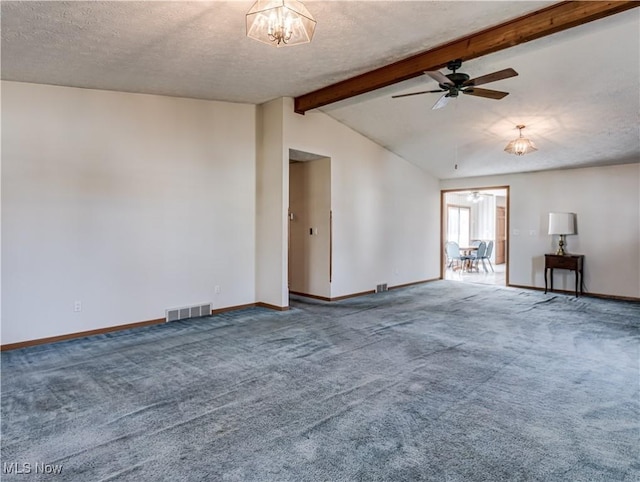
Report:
441,163,640,298
2,81,257,344
255,98,288,308
2,85,441,344
4,80,634,346
282,98,441,298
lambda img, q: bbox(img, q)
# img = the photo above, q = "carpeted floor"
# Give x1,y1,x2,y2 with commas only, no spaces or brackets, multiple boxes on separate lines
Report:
2,281,639,481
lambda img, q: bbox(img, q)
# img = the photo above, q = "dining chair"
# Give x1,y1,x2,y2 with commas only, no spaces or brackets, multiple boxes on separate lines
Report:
469,241,487,272
445,241,467,270
482,240,495,272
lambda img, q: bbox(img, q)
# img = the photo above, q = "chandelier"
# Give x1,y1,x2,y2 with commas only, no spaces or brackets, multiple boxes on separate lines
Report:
246,0,317,47
504,125,538,156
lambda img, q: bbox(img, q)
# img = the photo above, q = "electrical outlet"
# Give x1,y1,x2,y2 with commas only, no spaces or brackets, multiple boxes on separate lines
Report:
214,286,221,294
74,301,82,312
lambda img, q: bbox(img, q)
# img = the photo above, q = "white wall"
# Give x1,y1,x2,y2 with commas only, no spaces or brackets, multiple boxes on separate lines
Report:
282,98,441,298
441,163,640,298
11,81,629,347
2,81,257,344
2,85,441,344
473,195,497,243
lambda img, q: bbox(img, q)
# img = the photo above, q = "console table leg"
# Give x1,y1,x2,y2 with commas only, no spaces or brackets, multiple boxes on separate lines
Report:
580,271,584,296
544,268,548,294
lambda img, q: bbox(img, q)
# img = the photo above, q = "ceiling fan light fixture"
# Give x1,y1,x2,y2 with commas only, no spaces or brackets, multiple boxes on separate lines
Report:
246,0,316,47
504,125,538,156
391,61,518,110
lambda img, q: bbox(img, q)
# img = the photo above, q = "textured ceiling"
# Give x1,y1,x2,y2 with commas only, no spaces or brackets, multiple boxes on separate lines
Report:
2,1,639,179
322,10,640,178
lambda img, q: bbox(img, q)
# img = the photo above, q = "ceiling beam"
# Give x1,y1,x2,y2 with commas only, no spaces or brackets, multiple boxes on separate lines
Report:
294,1,639,114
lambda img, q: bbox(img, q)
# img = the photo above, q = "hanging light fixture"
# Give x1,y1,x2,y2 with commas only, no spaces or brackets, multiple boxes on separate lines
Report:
467,192,483,203
246,0,316,47
504,125,538,156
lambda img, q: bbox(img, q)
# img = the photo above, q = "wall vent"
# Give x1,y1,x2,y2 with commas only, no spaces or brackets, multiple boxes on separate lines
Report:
375,283,388,293
166,303,212,322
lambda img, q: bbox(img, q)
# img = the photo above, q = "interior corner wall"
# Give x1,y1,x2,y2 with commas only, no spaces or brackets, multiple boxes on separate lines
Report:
440,163,640,298
255,98,288,308
1,81,257,345
282,98,441,298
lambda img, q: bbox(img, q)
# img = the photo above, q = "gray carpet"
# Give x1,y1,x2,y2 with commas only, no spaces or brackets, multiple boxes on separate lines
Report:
2,281,639,481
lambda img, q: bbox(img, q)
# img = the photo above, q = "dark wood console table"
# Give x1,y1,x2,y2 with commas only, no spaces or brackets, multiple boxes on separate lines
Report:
544,254,584,297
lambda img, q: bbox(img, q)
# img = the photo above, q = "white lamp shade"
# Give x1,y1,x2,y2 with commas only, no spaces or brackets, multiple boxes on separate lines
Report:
246,0,316,47
548,212,575,235
504,137,537,156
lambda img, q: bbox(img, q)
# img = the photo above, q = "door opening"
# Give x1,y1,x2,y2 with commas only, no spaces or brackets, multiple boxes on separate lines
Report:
441,187,509,286
288,149,332,300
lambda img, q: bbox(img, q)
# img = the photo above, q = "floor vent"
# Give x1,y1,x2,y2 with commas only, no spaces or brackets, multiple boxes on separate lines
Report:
375,283,388,293
166,303,212,322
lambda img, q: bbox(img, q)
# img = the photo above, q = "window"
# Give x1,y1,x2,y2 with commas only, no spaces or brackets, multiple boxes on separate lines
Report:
448,205,470,247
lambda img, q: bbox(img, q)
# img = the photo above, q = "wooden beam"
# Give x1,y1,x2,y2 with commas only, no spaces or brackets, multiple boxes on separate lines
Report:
294,1,639,114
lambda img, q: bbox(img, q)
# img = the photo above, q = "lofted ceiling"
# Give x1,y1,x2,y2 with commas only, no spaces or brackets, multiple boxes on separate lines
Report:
2,1,639,179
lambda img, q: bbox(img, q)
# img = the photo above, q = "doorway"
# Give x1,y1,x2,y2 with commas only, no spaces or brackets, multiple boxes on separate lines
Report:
288,149,332,300
441,187,509,286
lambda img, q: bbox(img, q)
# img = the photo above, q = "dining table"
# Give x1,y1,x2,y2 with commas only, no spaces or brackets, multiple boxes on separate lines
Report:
459,246,478,272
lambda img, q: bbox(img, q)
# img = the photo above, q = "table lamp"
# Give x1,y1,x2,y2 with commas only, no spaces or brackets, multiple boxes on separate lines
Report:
548,212,575,256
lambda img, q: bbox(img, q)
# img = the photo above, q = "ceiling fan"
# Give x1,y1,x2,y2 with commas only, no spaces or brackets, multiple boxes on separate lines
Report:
392,59,518,110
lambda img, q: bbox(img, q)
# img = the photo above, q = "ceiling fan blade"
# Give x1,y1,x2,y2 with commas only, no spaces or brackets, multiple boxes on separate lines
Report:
392,89,445,99
463,68,518,87
432,94,451,110
463,88,509,100
426,71,453,87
